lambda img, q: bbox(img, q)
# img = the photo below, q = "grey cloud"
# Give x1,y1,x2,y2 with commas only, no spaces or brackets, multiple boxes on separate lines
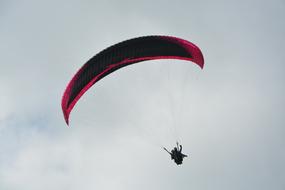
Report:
0,0,284,189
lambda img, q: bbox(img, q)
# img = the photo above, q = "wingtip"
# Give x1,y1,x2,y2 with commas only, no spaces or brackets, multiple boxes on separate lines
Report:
63,112,70,126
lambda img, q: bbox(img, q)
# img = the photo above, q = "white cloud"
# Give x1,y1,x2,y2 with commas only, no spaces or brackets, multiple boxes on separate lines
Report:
0,0,285,189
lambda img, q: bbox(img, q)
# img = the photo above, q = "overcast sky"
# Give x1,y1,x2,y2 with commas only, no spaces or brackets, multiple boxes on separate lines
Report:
1,0,285,190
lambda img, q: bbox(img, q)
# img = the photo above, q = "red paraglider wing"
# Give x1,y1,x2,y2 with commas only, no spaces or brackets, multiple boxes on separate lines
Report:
62,36,204,125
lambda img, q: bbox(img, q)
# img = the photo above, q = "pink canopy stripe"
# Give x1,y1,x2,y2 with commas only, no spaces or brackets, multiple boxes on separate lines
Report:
62,35,204,125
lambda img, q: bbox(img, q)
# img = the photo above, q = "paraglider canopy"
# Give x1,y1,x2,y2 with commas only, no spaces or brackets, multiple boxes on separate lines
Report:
62,35,204,125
